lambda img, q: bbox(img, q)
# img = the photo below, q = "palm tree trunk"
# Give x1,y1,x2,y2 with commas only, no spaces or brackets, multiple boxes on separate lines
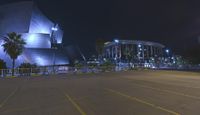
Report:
12,59,15,76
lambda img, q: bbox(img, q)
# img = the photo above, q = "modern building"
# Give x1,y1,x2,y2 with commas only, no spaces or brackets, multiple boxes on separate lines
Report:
0,1,69,67
103,40,165,67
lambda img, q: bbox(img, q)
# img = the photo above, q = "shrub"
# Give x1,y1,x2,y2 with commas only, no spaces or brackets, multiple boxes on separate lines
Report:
0,59,7,75
74,61,84,69
0,59,7,69
18,63,40,75
99,60,115,71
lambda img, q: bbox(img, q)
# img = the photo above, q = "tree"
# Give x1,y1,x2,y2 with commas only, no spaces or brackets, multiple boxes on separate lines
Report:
0,59,7,76
0,59,7,69
18,63,39,75
2,32,26,76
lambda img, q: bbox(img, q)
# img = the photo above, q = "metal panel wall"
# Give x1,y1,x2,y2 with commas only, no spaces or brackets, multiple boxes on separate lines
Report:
29,5,54,34
21,33,51,48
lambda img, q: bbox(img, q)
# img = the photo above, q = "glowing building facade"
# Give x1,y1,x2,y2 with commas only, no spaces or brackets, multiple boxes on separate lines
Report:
103,40,165,66
0,1,69,67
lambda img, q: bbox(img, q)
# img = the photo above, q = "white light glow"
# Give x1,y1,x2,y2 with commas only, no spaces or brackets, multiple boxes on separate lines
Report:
165,49,169,53
114,39,119,43
51,27,58,31
35,56,47,66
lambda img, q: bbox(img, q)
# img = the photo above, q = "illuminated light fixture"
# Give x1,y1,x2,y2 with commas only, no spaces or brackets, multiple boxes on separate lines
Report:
138,44,141,48
114,39,119,43
51,27,58,31
165,49,169,53
104,42,110,45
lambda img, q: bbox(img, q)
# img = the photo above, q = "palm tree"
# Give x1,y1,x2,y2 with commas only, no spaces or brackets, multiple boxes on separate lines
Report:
2,32,26,76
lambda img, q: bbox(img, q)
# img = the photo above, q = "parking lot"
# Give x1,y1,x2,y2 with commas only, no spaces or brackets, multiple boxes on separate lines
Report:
0,70,200,115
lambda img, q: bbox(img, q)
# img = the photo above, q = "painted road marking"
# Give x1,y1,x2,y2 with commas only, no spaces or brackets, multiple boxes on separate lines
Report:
64,93,87,115
105,88,180,115
131,83,200,100
0,87,19,108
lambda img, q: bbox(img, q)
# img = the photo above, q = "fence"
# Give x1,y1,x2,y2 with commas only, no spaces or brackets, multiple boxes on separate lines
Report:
0,65,117,78
0,66,68,77
1,65,199,78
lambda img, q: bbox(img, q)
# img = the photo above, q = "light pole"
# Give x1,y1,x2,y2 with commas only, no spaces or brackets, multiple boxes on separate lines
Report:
77,46,87,72
165,49,169,56
51,25,58,74
165,49,170,67
114,39,119,63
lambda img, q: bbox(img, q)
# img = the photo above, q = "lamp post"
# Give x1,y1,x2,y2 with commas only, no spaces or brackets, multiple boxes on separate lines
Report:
77,46,87,72
114,39,119,62
51,25,58,74
165,49,170,67
165,49,169,56
114,39,120,70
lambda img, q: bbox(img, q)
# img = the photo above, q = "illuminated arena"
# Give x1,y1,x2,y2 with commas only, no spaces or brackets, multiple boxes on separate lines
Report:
103,40,165,67
0,1,69,67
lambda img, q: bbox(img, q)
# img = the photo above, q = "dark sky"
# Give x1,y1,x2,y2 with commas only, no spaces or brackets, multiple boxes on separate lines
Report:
1,0,200,57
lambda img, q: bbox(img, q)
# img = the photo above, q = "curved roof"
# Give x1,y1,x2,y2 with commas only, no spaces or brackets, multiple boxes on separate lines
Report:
104,40,165,48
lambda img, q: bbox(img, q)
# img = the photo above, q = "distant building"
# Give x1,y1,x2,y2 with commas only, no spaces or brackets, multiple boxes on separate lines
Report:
0,1,69,67
103,40,165,67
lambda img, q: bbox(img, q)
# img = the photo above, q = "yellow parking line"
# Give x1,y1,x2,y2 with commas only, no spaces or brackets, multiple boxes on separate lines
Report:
132,83,200,100
105,88,180,115
0,87,18,108
64,93,87,115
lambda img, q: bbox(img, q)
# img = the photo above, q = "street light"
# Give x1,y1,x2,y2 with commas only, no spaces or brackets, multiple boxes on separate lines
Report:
114,39,119,43
51,27,58,31
165,49,169,53
51,24,58,44
114,39,120,65
51,25,58,74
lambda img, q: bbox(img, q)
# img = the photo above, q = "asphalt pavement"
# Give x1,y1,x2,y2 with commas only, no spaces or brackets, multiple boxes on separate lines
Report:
0,70,200,115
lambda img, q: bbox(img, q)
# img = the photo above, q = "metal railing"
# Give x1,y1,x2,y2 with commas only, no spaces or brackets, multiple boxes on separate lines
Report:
0,66,69,77
1,65,199,78
0,65,118,78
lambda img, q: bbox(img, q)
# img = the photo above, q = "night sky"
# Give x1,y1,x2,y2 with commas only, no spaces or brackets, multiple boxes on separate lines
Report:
1,0,200,58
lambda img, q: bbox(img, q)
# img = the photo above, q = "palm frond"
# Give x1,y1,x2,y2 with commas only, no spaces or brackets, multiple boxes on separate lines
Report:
1,32,26,60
